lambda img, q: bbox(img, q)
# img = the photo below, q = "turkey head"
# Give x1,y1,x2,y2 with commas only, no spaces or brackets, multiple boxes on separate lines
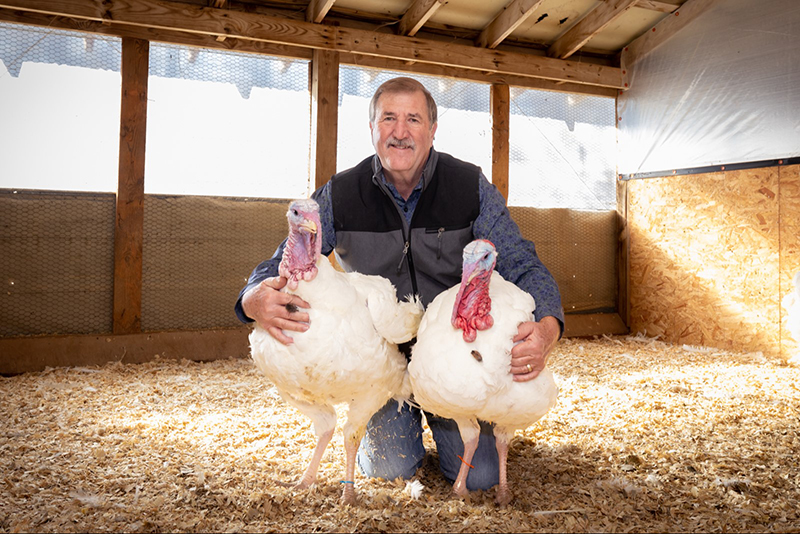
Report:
279,199,322,290
451,239,496,342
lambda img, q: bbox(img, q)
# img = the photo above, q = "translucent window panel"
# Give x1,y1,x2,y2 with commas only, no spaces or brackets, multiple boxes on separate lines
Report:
509,88,616,209
0,22,121,192
338,67,492,178
146,44,310,198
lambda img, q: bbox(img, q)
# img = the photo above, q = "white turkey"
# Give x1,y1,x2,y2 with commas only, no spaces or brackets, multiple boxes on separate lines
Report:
248,198,423,505
408,239,558,506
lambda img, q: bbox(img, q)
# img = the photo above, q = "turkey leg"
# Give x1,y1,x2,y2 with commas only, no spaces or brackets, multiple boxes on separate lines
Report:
452,419,480,498
493,429,513,506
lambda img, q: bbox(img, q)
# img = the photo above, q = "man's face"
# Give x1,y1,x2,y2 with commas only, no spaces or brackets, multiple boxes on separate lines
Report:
370,90,437,183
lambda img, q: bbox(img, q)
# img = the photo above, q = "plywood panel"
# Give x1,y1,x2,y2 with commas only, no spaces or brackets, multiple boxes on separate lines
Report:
779,164,800,360
628,165,788,356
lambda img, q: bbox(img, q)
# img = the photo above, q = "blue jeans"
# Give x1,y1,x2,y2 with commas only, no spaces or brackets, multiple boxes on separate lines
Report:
356,399,500,491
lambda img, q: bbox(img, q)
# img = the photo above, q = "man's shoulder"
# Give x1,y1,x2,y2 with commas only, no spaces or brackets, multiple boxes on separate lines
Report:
435,151,481,174
332,155,375,181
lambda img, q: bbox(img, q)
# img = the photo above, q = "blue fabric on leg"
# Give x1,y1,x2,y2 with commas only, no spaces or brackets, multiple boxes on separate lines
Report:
426,413,499,491
357,399,425,480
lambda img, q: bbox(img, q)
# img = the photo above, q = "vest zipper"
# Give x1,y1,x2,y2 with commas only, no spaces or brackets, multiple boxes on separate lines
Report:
396,240,409,274
437,227,445,259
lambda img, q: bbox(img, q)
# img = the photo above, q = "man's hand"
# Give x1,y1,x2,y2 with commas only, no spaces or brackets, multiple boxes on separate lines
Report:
241,277,310,345
509,316,560,382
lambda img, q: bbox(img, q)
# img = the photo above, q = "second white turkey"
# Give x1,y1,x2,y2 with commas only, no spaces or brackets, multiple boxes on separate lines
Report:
408,239,558,506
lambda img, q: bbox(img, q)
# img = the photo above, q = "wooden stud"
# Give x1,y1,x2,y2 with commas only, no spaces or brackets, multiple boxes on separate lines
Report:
113,37,148,334
490,83,510,203
310,49,339,191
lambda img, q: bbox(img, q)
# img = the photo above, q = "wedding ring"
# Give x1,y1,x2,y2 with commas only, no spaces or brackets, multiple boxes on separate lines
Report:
526,364,532,373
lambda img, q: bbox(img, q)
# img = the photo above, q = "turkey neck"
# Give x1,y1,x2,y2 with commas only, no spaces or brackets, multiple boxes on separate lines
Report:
451,270,493,343
279,228,320,288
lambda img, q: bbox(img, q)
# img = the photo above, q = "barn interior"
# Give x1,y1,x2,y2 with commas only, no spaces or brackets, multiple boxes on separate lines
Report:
1,0,799,532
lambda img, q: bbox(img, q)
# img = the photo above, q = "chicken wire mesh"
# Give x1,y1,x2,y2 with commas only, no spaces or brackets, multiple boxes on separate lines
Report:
0,190,115,337
0,22,122,193
145,43,311,199
510,206,617,314
142,195,291,332
142,44,310,331
509,87,617,210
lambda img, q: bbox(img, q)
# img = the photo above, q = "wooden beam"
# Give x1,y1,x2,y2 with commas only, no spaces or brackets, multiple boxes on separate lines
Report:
0,9,618,97
563,313,629,338
635,0,682,14
306,0,336,24
477,0,546,49
0,0,623,88
621,0,722,70
0,8,314,60
548,0,639,60
490,83,510,202
310,49,339,191
398,0,444,37
616,177,630,328
338,52,619,98
0,328,251,375
113,37,148,335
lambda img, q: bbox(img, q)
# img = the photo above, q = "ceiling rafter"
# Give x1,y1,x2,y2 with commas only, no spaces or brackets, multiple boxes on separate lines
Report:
398,0,446,37
476,0,546,49
635,0,682,13
0,0,624,88
548,0,639,59
621,0,722,70
306,0,335,23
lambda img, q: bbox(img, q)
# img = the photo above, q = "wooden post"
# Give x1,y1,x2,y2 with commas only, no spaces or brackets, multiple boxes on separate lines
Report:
113,37,148,334
616,177,630,328
491,83,510,203
309,49,339,191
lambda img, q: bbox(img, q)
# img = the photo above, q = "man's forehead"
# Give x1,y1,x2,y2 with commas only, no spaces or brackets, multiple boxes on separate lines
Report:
379,109,424,117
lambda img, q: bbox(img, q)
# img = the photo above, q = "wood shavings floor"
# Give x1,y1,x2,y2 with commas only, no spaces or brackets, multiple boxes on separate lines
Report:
1,334,799,533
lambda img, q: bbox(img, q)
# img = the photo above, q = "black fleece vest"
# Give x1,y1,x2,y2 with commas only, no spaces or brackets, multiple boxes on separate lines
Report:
330,153,481,307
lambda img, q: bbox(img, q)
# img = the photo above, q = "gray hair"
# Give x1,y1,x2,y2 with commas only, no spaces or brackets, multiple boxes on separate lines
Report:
368,77,438,127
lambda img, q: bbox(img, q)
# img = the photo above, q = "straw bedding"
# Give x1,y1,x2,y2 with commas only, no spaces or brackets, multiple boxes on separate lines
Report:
1,334,799,533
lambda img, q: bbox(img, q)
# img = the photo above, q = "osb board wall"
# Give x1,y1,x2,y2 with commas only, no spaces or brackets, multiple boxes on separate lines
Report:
627,163,800,359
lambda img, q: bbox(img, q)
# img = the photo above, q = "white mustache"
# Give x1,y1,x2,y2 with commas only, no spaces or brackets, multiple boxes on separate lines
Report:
387,137,415,149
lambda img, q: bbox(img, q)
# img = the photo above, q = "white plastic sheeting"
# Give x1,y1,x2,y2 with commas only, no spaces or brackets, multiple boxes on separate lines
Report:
617,0,800,177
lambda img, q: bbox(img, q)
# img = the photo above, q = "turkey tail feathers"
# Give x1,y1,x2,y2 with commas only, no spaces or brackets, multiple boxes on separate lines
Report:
365,287,424,344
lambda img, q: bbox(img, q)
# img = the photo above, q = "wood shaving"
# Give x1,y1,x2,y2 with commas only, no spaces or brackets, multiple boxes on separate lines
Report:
1,336,799,533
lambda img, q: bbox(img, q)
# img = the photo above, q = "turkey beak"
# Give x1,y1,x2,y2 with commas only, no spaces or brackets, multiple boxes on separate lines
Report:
462,262,480,284
299,220,318,234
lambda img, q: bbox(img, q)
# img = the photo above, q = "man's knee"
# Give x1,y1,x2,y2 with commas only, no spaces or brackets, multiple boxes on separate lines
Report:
357,400,425,480
427,413,500,491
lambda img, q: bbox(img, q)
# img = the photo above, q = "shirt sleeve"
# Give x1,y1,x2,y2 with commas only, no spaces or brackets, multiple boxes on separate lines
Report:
233,184,337,323
473,174,565,335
